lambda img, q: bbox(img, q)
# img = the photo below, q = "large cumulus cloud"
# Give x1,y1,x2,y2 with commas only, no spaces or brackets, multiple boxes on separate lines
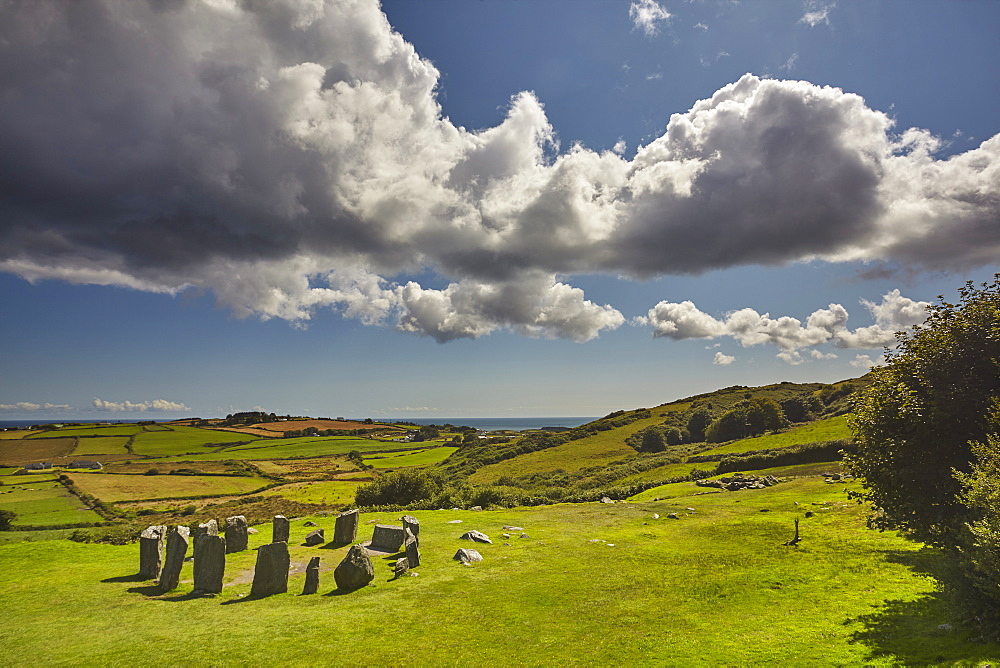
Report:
0,0,997,342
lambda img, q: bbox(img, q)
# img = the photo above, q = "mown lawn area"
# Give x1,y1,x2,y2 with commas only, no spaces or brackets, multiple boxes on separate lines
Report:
0,475,102,525
66,472,271,502
699,414,852,456
0,477,996,664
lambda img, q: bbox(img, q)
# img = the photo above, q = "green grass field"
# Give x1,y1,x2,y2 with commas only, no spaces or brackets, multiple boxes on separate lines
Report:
30,425,144,438
0,477,995,664
260,479,364,506
0,476,103,526
364,446,459,468
66,472,271,502
470,413,665,483
71,436,131,456
700,414,852,456
129,426,252,456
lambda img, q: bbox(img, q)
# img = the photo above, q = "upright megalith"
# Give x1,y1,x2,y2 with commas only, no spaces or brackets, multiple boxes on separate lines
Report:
302,556,320,595
250,542,290,597
401,515,420,544
224,515,248,553
193,534,226,594
193,519,218,560
404,528,420,568
368,524,405,552
272,515,289,544
334,544,374,591
138,525,166,580
333,509,359,545
158,526,190,592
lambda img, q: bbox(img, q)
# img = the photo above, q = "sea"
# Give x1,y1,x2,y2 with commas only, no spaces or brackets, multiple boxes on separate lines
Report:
385,417,598,432
0,416,598,432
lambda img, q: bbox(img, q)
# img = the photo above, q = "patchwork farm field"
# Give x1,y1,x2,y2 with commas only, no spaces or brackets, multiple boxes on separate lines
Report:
0,475,103,526
130,426,252,456
66,472,271,502
71,436,130,456
0,437,76,466
259,479,364,506
364,446,459,468
0,477,996,665
31,425,144,438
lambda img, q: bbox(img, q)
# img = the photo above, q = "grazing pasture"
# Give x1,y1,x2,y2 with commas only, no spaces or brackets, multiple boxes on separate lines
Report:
699,415,852,456
71,437,130,456
65,472,271,502
260,479,364,506
0,475,102,525
130,426,251,456
30,425,144,438
364,446,459,468
0,437,76,466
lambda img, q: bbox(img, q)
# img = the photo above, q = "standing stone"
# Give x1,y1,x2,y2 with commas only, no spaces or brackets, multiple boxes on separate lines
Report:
302,556,320,595
224,515,248,553
393,557,410,578
272,515,289,544
304,528,325,546
334,544,375,591
400,515,420,544
404,528,421,568
158,525,190,592
193,533,226,594
192,519,218,560
250,542,290,597
138,525,166,580
368,524,405,552
333,509,359,545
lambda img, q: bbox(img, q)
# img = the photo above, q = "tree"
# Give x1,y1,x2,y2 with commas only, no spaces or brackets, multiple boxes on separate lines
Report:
0,509,16,531
640,428,666,452
845,277,1000,546
704,398,787,443
686,408,713,442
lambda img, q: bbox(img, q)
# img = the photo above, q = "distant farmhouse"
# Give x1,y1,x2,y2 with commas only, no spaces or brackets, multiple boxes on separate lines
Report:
67,460,102,470
22,462,53,471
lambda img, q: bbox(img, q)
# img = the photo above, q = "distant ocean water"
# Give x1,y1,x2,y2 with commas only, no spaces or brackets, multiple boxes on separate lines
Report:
0,419,152,429
386,417,598,432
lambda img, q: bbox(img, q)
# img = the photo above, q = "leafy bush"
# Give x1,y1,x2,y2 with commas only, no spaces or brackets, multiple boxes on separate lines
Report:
705,398,787,443
355,469,444,507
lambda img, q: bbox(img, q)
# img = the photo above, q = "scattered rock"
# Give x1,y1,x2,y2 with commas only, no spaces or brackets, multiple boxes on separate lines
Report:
759,508,770,513
453,548,483,563
938,623,953,632
685,508,696,512
470,506,483,511
303,521,318,527
601,497,615,504
304,528,325,546
193,533,225,594
334,544,374,591
502,525,524,531
667,513,679,520
251,541,290,597
502,533,511,539
804,511,815,518
333,509,359,545
447,519,463,524
224,515,248,553
696,473,780,491
460,530,492,544
247,527,259,535
651,514,659,520
302,556,320,595
520,533,530,539
272,515,289,543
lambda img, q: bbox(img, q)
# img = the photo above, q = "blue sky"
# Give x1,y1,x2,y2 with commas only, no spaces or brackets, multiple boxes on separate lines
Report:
1,0,998,420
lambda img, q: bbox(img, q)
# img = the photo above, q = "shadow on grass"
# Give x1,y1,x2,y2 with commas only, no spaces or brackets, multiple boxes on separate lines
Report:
220,590,288,605
847,548,1000,664
319,540,350,550
125,584,165,596
101,573,148,583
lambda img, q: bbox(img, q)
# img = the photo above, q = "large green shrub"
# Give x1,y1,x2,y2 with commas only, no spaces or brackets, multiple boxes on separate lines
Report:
705,398,787,443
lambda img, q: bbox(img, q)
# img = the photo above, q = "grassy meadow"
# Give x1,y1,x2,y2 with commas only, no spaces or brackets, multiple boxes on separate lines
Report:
0,477,997,665
0,379,995,663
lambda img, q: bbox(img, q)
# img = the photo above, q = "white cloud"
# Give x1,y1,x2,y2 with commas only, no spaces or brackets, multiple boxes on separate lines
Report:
780,53,799,72
641,290,930,364
0,2,995,344
850,354,878,369
92,399,191,412
694,22,709,31
630,0,672,37
800,1,835,27
0,402,73,412
713,351,735,365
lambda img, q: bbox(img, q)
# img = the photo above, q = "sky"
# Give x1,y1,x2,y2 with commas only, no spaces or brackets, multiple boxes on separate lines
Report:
1,0,998,420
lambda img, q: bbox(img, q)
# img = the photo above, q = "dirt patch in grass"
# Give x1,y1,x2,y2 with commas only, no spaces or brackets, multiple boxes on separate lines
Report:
0,437,77,466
